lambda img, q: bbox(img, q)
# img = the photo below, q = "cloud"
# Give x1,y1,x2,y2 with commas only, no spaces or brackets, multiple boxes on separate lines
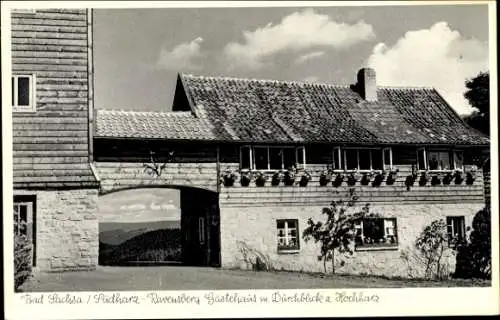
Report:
157,37,204,70
295,51,325,64
223,9,375,70
367,21,488,115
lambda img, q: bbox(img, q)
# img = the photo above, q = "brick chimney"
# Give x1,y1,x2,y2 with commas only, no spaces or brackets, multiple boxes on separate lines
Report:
356,68,377,101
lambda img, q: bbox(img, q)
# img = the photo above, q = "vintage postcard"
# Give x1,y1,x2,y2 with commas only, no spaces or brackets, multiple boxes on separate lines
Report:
2,1,499,319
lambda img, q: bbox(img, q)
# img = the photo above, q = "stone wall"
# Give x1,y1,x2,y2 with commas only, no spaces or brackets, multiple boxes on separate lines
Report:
15,188,99,271
219,202,483,278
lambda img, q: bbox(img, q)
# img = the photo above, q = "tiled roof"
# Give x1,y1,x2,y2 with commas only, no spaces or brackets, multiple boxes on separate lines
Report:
177,74,489,145
95,109,217,140
95,73,489,146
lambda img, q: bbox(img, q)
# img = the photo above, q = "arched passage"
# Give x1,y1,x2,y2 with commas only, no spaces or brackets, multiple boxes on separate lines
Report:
97,186,220,267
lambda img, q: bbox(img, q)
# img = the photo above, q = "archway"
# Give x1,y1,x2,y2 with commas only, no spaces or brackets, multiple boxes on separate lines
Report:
97,186,220,267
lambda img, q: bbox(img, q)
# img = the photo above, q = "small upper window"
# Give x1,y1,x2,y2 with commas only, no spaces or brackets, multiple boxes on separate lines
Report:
12,75,35,112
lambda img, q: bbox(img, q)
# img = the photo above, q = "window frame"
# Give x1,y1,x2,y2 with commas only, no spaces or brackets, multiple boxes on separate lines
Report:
341,147,389,172
446,216,465,247
240,145,306,171
276,219,300,253
355,217,399,251
12,74,36,113
416,148,463,172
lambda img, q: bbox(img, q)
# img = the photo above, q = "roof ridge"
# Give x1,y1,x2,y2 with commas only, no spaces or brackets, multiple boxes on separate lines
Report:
379,85,436,90
180,72,351,88
96,108,192,116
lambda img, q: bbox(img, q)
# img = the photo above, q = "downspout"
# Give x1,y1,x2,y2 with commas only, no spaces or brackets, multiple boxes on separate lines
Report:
87,8,94,163
216,144,221,193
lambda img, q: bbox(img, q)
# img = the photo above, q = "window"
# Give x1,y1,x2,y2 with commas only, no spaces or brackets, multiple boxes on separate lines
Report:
240,146,306,171
416,148,462,171
13,195,36,266
342,148,388,171
12,75,35,112
446,216,465,247
355,218,398,250
332,147,342,170
277,219,299,252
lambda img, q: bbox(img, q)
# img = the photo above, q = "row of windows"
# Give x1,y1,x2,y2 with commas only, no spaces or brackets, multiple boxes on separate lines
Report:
277,216,466,253
241,146,465,172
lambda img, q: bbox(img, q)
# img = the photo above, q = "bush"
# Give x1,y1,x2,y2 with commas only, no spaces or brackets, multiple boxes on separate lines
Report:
414,219,454,280
454,207,491,279
14,233,32,291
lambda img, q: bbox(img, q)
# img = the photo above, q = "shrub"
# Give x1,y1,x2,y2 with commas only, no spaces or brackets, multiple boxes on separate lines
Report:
271,171,283,186
454,207,491,279
419,172,428,186
442,172,453,185
333,173,343,187
386,170,398,185
360,173,371,186
405,174,417,191
14,208,33,292
454,171,464,184
302,188,368,274
431,175,441,186
283,169,296,186
414,219,454,280
221,170,237,187
372,172,385,187
466,172,476,185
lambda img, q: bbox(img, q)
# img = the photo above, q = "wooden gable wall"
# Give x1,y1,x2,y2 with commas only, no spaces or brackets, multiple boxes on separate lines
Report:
11,9,97,188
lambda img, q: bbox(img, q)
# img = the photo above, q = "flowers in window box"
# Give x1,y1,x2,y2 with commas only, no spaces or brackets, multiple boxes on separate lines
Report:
442,172,453,185
271,171,283,186
319,170,332,186
255,171,268,187
466,172,476,185
347,172,359,186
360,172,372,186
283,168,296,186
405,173,418,190
299,171,312,187
419,171,429,186
221,170,238,187
372,172,386,187
431,174,441,186
386,168,399,185
240,172,252,187
333,173,344,187
454,170,464,185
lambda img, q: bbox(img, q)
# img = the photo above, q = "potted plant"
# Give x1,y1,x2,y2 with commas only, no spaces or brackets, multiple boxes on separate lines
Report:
372,171,386,187
419,171,429,186
386,168,399,185
283,168,296,186
255,171,267,187
431,174,441,186
271,171,283,186
319,170,332,186
360,172,372,186
454,170,464,185
333,172,344,187
466,171,476,185
221,170,238,187
347,171,359,186
240,171,252,187
299,171,312,187
442,172,453,185
405,172,418,191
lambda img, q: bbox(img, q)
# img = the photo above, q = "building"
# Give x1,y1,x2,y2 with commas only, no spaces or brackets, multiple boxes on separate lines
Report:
93,70,490,277
11,9,99,271
12,8,490,277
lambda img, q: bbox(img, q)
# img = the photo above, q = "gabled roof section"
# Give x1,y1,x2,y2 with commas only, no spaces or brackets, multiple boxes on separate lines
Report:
94,109,217,140
176,73,489,145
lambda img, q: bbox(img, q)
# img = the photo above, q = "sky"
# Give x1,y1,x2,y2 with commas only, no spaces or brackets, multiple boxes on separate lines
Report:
93,4,490,116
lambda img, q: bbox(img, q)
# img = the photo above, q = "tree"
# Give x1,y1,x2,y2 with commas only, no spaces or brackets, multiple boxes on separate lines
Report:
463,71,489,135
454,207,491,279
302,188,369,274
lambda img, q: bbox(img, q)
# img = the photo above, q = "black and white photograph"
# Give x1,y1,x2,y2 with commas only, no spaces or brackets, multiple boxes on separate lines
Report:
2,1,498,319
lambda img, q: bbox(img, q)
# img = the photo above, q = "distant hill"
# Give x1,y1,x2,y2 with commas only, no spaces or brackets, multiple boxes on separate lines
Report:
99,220,180,245
99,228,182,265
